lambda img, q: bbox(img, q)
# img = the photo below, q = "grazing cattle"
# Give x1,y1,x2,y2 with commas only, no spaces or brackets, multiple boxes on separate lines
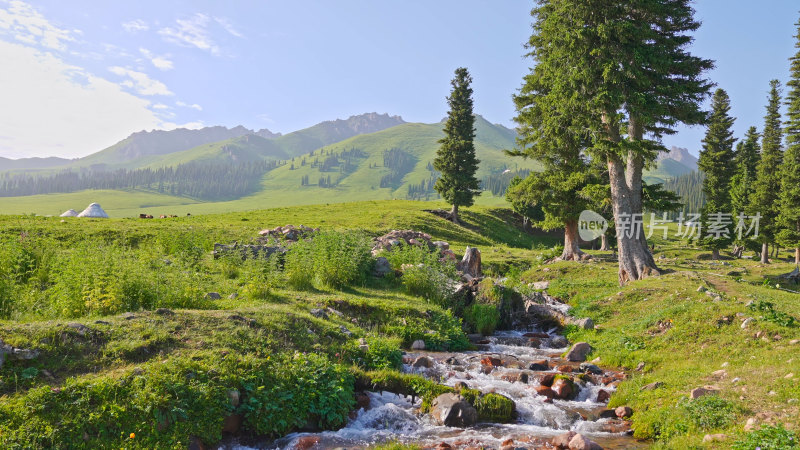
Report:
139,214,154,219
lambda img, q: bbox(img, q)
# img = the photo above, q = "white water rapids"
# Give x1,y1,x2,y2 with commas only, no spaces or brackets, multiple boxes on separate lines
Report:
224,328,644,449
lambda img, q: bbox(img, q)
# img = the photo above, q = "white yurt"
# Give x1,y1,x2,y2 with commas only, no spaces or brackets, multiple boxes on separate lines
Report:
77,203,109,218
59,209,78,217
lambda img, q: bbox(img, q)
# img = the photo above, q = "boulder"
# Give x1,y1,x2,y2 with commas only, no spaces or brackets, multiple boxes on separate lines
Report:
411,339,426,350
538,373,556,387
372,257,392,277
480,357,502,367
615,406,633,418
535,385,557,399
596,389,610,403
564,342,592,362
549,335,569,348
206,292,222,300
457,247,482,278
429,393,478,427
529,360,549,371
552,377,576,400
531,280,550,290
412,356,433,368
551,431,577,449
568,433,604,450
574,318,595,330
580,363,603,374
703,434,729,443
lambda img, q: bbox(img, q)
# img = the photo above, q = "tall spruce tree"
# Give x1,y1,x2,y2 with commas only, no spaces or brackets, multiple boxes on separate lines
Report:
749,80,784,264
520,0,713,284
433,67,480,224
779,19,800,266
697,89,737,259
730,127,761,218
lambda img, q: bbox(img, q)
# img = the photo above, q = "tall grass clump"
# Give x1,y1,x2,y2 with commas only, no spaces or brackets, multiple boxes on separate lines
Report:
383,243,457,307
284,231,373,289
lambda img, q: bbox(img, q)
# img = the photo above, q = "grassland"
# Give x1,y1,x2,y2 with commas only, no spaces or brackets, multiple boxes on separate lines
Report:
0,200,797,448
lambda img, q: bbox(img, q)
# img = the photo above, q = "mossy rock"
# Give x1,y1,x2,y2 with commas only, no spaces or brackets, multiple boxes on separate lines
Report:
474,393,515,423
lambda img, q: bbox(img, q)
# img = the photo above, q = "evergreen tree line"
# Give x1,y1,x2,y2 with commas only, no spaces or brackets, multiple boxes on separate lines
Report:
662,171,705,219
482,169,532,197
0,160,276,201
380,148,415,188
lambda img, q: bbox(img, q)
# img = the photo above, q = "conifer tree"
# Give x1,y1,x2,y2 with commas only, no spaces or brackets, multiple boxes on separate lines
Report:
730,127,761,218
433,67,481,224
750,80,784,264
779,19,800,266
518,0,713,283
697,89,737,259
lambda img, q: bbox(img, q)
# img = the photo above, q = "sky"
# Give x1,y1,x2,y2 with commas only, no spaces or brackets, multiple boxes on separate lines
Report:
0,0,798,160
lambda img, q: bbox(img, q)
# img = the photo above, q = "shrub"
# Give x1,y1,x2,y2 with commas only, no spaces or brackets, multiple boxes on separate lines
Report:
402,264,454,306
732,425,799,450
284,231,373,289
241,255,281,300
385,310,470,351
463,303,500,335
681,395,739,430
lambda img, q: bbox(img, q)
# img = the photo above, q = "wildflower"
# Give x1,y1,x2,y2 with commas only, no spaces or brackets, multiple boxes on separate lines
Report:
130,432,135,439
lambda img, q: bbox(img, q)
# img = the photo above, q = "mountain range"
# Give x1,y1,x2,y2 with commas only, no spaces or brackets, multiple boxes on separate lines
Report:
0,113,695,216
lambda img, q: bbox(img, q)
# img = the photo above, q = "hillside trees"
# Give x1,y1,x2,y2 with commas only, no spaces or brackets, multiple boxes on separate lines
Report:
697,89,737,259
780,20,800,266
730,127,761,218
518,0,713,283
750,80,785,263
433,67,481,224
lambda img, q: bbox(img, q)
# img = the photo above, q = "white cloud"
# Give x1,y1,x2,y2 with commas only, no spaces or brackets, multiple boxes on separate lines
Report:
152,103,169,110
108,66,173,96
0,0,75,50
161,121,204,131
121,19,148,33
139,47,173,70
0,41,162,158
158,13,218,54
176,100,202,111
214,16,243,38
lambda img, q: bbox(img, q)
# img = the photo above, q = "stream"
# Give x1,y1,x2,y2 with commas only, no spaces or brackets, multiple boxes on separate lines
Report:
224,323,645,449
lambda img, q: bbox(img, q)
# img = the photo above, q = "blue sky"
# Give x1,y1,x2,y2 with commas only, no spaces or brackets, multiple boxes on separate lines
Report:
0,1,798,159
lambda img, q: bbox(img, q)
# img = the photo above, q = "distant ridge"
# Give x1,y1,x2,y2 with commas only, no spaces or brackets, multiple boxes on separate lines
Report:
657,146,698,170
0,156,72,171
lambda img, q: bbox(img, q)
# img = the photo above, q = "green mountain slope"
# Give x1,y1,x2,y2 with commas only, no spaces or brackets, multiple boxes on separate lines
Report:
141,134,290,168
644,158,696,184
272,113,406,156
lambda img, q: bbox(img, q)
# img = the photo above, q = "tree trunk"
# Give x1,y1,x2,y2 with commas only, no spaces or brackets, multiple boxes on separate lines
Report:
761,242,769,264
450,204,459,224
522,216,532,233
604,114,660,285
600,233,610,251
711,248,720,260
796,248,799,265
561,220,586,261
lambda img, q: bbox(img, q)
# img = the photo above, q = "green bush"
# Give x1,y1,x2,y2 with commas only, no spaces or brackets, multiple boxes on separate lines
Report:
385,310,470,351
345,336,403,370
241,255,281,300
383,243,441,269
463,303,500,335
284,231,373,289
732,425,799,450
681,395,739,430
402,264,454,306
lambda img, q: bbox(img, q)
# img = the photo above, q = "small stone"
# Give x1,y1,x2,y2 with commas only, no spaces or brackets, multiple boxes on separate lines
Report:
697,286,707,293
339,325,354,337
155,308,174,316
575,318,595,330
309,308,328,319
549,335,569,348
640,381,664,391
228,293,238,300
721,362,729,367
690,386,719,399
529,360,549,371
411,339,426,350
744,417,758,431
596,389,610,403
580,363,603,374
786,373,795,379
206,292,222,300
703,434,729,443
532,281,550,290
712,369,727,378
552,378,575,399
741,318,754,329
790,339,799,345
635,361,645,371
732,377,741,384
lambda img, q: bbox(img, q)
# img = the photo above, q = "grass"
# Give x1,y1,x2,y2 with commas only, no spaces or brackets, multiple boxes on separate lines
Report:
0,199,798,448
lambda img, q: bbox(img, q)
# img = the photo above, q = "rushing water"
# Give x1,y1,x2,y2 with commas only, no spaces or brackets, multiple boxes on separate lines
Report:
225,327,645,450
